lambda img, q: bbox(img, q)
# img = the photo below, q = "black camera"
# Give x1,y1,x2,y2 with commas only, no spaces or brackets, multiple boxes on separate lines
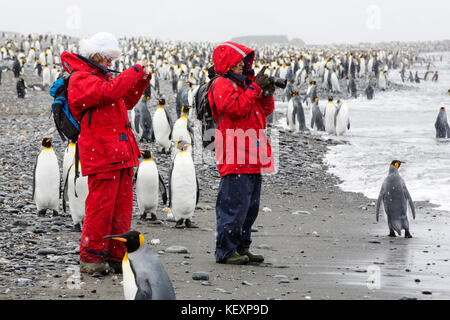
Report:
268,77,287,89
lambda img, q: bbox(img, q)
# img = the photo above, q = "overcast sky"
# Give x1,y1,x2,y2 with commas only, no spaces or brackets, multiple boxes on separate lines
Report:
1,0,449,44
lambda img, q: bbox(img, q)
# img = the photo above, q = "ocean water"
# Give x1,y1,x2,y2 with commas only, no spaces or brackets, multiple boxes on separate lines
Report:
324,52,450,211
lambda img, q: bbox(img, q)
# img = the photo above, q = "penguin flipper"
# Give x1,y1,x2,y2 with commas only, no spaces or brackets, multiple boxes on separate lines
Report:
32,153,39,200
134,111,141,135
159,174,168,205
62,165,72,213
168,162,173,209
404,184,416,220
375,186,385,222
196,177,200,206
129,260,153,300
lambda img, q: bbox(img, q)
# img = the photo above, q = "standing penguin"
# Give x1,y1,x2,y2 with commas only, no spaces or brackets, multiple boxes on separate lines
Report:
152,98,173,154
42,65,51,88
16,78,26,98
32,138,60,217
135,151,168,222
62,141,76,183
134,97,154,143
376,161,416,238
310,98,325,131
435,106,450,139
335,100,350,136
365,83,375,100
331,70,341,93
324,97,337,135
378,71,387,91
63,162,88,232
348,76,357,98
169,141,199,229
104,231,176,300
172,106,194,144
287,90,306,132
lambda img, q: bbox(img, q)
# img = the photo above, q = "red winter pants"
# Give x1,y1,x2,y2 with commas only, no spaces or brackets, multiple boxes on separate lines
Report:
80,168,134,263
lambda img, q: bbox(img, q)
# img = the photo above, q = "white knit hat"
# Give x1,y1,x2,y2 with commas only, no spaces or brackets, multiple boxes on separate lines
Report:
79,32,121,60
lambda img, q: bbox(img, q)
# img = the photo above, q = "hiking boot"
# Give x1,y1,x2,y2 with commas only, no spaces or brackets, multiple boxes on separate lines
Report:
238,250,264,263
107,261,123,274
220,252,249,265
80,262,110,275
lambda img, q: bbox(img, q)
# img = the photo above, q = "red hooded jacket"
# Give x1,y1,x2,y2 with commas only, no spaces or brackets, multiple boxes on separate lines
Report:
208,42,275,177
60,52,150,176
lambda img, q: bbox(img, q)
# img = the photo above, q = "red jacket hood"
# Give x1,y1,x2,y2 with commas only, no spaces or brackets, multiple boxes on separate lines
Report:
213,42,255,75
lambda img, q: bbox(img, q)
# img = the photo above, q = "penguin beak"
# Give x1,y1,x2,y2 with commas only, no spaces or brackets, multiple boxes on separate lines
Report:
104,235,127,243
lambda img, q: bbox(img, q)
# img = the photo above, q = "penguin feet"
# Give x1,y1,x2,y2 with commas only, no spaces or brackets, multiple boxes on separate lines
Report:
185,219,199,229
388,231,397,238
38,210,46,217
405,231,413,239
175,219,185,229
140,213,147,221
52,210,59,217
73,223,82,233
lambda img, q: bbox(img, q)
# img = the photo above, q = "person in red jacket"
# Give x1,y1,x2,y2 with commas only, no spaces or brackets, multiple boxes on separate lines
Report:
208,42,275,265
60,32,151,274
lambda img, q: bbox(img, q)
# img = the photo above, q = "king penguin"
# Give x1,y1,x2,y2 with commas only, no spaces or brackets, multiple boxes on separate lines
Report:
104,231,176,300
62,140,76,183
376,160,416,238
310,97,325,131
169,141,199,229
324,96,337,135
63,161,88,232
152,98,173,154
172,106,194,145
134,97,154,143
435,106,450,139
32,138,60,217
287,90,306,132
335,100,350,136
135,151,168,222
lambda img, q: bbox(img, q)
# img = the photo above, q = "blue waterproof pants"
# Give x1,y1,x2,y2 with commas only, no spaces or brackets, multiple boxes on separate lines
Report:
215,174,262,262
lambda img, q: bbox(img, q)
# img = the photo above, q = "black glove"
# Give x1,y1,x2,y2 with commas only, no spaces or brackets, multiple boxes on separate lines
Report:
263,83,276,98
254,66,271,89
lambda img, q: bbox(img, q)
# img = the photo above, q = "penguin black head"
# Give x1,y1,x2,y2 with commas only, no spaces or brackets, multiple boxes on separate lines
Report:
175,141,192,152
390,160,403,169
441,106,446,111
447,89,450,95
141,150,153,160
328,96,333,102
104,231,144,254
41,138,52,148
158,98,166,106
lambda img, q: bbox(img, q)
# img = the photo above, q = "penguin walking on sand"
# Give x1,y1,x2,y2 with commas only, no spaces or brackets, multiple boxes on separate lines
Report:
32,138,60,217
169,141,199,229
287,90,306,132
63,162,88,232
135,151,168,222
310,98,325,131
104,231,176,300
435,107,450,139
376,160,416,238
324,97,337,135
152,98,173,154
335,100,350,136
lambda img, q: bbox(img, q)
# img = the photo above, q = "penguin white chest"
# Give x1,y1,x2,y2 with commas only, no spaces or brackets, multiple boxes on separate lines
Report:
325,104,337,134
122,254,138,300
171,152,197,219
136,161,159,214
287,99,295,131
153,108,171,148
67,164,88,226
172,117,191,144
35,150,60,211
